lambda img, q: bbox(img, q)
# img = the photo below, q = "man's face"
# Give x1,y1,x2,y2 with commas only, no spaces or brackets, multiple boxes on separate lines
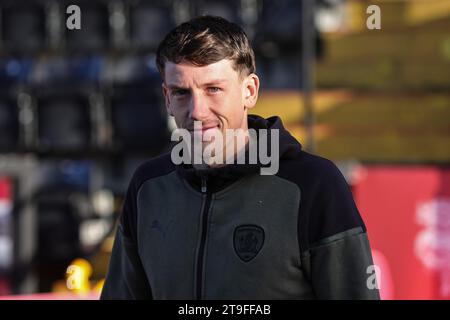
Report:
162,59,259,164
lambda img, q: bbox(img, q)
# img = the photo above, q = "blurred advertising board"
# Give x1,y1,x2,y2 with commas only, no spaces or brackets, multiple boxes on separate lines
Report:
353,165,450,299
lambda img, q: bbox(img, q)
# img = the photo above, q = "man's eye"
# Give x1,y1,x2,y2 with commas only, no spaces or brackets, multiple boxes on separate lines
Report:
207,87,221,93
173,89,189,96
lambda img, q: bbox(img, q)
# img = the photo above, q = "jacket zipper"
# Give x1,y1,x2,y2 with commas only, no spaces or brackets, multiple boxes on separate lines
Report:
196,176,211,299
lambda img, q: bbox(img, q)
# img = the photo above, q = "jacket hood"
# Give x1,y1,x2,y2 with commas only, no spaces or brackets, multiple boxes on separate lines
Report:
248,114,303,160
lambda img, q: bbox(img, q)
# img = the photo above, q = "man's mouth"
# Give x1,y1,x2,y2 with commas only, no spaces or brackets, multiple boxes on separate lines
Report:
199,125,219,134
188,124,220,133
188,124,220,140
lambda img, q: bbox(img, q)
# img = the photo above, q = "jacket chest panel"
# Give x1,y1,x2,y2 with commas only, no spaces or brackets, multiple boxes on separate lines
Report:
136,172,308,299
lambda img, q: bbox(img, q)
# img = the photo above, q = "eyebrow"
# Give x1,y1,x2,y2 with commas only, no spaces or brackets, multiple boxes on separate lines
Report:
167,84,189,90
167,79,228,90
202,79,228,87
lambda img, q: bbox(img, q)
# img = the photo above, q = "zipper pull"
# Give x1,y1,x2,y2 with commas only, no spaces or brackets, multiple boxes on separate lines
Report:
201,177,207,193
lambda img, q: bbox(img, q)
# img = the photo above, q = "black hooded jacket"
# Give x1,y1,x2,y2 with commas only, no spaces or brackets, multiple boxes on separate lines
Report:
101,114,380,300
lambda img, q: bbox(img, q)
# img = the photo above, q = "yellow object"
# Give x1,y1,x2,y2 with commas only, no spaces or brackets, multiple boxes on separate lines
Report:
65,258,93,294
92,279,105,294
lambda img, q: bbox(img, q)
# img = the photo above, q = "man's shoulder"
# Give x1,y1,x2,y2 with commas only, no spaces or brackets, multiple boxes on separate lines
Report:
279,151,366,248
130,152,176,189
278,150,346,188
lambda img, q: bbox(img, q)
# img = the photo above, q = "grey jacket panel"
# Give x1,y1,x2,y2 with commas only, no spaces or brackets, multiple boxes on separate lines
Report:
202,174,314,299
100,226,152,300
137,171,202,299
134,171,315,299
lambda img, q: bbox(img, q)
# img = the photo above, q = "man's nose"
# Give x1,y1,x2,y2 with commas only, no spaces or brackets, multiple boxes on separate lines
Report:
189,93,209,121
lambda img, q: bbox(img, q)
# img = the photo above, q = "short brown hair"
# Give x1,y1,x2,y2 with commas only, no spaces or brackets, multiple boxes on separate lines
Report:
156,15,256,79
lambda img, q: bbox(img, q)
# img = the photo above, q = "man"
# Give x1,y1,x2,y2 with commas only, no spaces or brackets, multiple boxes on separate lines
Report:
101,15,380,300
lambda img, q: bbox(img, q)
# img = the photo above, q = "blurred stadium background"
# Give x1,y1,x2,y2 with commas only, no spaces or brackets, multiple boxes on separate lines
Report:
0,0,449,299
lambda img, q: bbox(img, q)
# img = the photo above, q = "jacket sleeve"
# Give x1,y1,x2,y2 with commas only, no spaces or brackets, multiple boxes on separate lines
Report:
100,176,153,300
302,227,380,299
300,159,380,300
100,225,153,299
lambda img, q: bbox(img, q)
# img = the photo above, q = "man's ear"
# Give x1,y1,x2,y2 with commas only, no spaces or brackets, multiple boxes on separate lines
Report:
243,73,260,110
162,83,174,116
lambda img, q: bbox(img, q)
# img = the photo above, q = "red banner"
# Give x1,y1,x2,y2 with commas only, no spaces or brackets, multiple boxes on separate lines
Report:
353,165,450,300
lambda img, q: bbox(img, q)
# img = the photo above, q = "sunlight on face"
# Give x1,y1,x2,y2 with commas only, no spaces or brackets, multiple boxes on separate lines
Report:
162,59,259,166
